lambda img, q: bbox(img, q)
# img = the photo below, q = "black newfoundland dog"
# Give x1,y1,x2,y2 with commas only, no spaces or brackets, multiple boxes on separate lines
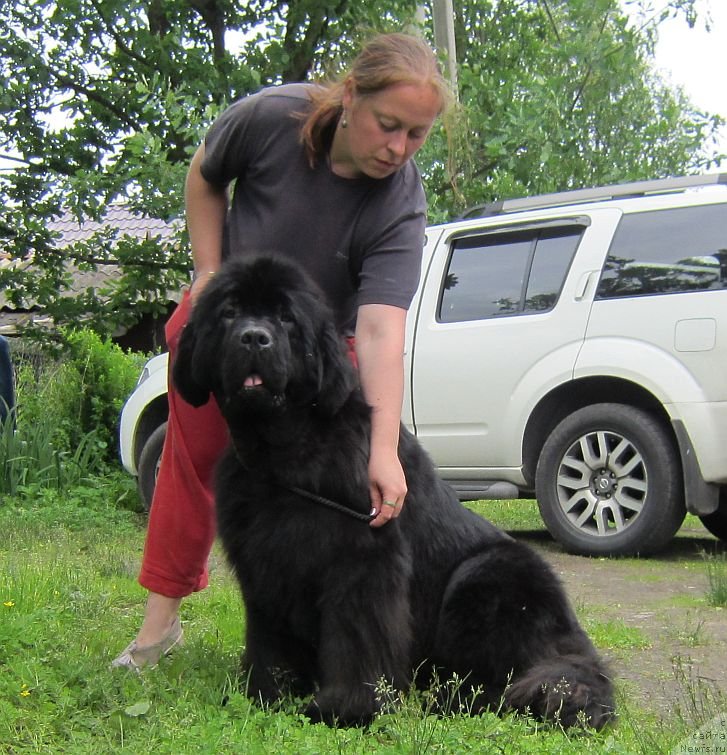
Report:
173,255,615,729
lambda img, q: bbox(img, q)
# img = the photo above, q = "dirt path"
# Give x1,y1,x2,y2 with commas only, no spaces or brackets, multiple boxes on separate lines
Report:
514,522,727,717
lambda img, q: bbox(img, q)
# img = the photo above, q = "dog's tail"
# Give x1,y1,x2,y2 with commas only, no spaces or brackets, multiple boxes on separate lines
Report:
504,653,615,730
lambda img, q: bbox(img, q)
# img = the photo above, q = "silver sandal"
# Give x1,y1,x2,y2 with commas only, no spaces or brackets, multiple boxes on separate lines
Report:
111,616,184,671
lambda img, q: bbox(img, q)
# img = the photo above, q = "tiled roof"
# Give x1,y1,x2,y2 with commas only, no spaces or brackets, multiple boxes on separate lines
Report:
0,204,184,334
46,204,180,245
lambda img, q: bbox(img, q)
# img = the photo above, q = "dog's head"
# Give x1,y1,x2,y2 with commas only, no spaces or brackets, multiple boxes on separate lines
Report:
173,255,358,419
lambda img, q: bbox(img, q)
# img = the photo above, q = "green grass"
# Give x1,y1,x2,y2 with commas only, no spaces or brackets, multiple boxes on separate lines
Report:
582,616,651,651
466,498,543,532
1,482,724,754
703,552,727,607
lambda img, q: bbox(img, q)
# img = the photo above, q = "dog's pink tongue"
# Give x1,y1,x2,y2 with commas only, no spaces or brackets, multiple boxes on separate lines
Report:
244,374,263,388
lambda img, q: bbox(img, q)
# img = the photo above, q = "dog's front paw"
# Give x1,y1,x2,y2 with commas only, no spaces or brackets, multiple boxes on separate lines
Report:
304,692,379,728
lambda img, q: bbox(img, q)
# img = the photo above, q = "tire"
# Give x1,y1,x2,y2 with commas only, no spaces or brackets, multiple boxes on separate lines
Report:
699,488,727,541
137,422,167,512
535,404,685,556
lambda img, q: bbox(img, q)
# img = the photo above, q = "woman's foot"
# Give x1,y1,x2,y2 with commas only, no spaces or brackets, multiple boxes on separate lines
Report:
111,593,183,670
111,615,184,671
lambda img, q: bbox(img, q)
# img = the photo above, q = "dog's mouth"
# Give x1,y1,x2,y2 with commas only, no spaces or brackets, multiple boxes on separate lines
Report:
243,373,264,390
237,372,285,406
222,354,288,412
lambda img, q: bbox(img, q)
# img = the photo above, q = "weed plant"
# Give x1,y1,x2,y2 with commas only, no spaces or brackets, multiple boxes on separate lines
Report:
0,406,104,497
703,551,727,607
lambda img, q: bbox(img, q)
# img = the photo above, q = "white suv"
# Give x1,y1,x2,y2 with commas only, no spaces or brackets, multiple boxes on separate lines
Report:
119,174,727,556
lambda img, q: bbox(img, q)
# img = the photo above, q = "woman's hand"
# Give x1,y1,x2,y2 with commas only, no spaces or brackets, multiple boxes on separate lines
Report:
189,270,217,304
368,446,407,527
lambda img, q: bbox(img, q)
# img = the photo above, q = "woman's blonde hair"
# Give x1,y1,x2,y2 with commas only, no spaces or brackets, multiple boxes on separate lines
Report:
299,32,452,166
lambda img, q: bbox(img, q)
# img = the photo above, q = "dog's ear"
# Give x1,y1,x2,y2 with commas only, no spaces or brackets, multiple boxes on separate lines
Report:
313,321,358,417
172,321,212,407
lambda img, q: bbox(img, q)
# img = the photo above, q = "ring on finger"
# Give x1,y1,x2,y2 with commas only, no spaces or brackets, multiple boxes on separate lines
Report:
382,500,397,508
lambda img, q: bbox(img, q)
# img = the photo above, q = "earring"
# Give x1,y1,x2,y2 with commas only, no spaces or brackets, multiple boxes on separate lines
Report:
340,112,348,128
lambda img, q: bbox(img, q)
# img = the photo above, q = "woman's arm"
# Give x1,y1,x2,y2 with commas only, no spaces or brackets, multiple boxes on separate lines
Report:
185,143,228,300
354,303,408,527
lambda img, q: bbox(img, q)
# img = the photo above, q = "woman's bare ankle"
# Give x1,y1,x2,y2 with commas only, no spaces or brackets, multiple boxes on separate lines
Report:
135,593,182,647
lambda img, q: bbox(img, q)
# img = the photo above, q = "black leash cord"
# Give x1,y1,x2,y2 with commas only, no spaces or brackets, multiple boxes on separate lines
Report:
281,485,375,523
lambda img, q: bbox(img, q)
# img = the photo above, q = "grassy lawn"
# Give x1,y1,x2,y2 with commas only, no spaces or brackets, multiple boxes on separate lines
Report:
1,476,724,754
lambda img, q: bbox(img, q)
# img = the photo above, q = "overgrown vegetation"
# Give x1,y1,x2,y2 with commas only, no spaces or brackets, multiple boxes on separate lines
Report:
0,330,143,498
0,407,101,496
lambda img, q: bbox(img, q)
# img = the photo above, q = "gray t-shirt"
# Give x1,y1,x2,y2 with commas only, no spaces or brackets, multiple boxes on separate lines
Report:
200,83,427,331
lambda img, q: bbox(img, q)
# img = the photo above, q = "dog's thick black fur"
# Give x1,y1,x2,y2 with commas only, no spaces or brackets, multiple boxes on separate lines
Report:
173,255,615,729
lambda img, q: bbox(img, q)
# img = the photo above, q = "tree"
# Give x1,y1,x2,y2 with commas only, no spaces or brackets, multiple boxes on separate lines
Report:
420,0,724,218
0,0,722,339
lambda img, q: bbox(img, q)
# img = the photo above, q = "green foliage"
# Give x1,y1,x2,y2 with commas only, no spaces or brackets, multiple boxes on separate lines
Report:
59,328,143,458
0,405,103,497
703,551,727,607
466,498,544,531
2,471,143,528
7,330,143,489
420,0,723,219
0,0,421,340
0,0,723,335
580,615,651,651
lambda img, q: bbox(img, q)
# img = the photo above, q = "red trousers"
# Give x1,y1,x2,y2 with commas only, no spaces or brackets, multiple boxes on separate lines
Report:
139,291,357,598
139,292,228,597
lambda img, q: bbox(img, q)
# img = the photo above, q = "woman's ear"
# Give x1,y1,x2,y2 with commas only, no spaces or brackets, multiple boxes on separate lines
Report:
341,77,355,111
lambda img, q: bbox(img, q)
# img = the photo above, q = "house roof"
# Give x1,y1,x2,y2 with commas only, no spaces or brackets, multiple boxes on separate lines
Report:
46,203,180,246
0,204,184,336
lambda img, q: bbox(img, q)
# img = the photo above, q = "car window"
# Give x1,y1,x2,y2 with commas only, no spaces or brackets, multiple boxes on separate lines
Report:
597,203,727,299
438,227,582,323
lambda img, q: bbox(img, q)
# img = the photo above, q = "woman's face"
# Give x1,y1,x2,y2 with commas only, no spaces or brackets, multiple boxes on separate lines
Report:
334,80,441,180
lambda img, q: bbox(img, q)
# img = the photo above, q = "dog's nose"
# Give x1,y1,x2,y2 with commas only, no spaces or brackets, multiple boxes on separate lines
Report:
240,325,273,350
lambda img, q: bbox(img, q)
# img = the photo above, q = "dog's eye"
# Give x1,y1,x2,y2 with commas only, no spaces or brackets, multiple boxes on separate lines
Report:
221,305,236,320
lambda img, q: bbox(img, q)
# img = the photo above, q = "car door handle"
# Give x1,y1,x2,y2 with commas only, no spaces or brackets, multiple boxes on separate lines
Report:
574,271,597,301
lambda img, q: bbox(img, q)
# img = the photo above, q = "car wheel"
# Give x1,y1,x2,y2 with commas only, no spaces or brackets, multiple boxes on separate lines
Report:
699,488,727,541
535,403,685,556
138,422,167,512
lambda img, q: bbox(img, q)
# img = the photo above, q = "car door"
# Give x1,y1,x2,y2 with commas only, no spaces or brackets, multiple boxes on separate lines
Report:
409,210,622,480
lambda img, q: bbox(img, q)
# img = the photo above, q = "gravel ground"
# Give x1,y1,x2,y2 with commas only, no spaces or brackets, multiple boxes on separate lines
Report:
518,521,727,719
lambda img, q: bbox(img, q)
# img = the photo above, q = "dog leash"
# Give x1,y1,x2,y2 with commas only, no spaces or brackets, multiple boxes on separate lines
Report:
230,441,374,522
280,484,375,523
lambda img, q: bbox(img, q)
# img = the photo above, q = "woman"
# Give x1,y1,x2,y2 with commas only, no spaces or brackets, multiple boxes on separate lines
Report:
113,32,451,670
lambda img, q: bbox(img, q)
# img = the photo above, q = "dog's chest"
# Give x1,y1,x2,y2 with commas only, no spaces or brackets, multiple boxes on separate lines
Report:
223,494,379,633
220,480,370,567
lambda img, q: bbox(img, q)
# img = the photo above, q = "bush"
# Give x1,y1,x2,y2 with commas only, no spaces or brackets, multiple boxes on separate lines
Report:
62,328,144,459
12,329,143,465
1,330,145,498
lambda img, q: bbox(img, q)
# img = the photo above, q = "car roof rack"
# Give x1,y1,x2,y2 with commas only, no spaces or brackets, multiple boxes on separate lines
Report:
461,173,727,219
